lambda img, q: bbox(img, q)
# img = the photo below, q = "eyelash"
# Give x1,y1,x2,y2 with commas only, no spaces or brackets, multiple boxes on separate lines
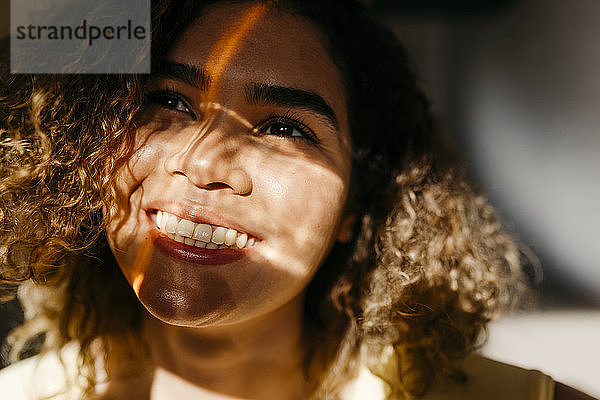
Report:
143,88,320,145
144,87,196,118
254,112,319,144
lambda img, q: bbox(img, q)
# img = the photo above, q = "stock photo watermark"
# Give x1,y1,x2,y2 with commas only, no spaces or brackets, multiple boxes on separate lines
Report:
15,20,147,47
11,0,150,73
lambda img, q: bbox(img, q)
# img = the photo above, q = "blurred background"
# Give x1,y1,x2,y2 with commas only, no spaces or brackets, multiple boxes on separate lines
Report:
370,0,600,396
1,0,599,396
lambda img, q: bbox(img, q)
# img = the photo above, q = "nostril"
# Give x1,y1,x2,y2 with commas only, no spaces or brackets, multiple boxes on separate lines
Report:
203,182,231,190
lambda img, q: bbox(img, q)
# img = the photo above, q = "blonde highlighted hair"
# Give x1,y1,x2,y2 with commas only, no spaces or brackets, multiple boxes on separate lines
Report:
1,1,528,398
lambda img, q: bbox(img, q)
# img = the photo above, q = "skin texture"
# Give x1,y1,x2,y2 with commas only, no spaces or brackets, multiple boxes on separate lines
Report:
104,2,353,399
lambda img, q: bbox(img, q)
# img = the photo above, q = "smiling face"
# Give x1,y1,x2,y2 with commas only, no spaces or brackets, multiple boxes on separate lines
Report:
105,1,353,327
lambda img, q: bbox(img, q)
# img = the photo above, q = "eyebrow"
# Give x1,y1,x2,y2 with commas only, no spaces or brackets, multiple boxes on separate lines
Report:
245,83,339,130
154,61,211,91
153,61,339,131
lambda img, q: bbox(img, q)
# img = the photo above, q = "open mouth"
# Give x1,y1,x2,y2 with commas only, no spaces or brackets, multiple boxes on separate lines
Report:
148,209,258,265
152,209,258,249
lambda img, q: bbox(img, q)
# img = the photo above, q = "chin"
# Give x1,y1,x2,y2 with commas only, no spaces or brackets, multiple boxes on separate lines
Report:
144,305,226,327
137,272,238,327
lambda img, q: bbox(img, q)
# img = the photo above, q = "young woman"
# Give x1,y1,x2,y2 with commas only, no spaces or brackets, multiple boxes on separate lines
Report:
0,0,594,399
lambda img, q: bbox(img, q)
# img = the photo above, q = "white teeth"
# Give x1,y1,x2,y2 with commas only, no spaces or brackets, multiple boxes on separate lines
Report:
211,227,226,244
164,214,178,234
193,224,212,243
156,211,257,249
225,229,237,246
156,211,164,229
160,211,167,229
176,219,195,237
236,233,248,248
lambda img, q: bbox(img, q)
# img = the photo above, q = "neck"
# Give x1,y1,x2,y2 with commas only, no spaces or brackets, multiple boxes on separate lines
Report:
142,294,312,400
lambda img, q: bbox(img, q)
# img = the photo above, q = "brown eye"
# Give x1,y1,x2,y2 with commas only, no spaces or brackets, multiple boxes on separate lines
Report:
265,122,304,138
256,114,320,145
161,95,190,113
144,89,195,117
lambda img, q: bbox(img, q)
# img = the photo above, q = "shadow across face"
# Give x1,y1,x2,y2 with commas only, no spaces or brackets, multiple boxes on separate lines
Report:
105,1,353,329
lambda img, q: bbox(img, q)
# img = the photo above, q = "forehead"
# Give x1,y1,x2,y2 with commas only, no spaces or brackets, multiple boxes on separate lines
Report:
166,1,347,115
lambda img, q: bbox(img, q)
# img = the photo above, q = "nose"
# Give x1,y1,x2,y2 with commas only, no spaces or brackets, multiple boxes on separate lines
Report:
164,112,253,196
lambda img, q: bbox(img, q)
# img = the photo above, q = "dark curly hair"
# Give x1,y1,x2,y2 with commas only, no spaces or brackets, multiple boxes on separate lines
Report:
0,1,526,399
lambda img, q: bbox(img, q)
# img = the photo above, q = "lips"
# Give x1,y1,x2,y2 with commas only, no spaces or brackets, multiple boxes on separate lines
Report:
154,210,257,249
144,205,258,265
150,229,248,265
145,202,260,239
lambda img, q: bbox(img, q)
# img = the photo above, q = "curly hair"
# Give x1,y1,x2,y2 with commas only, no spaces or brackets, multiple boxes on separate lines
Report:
0,0,527,399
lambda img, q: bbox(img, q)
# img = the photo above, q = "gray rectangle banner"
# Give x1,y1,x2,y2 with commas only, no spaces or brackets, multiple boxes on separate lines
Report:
11,0,150,73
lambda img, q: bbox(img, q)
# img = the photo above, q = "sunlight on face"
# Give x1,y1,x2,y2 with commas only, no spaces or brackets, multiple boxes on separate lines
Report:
105,2,353,327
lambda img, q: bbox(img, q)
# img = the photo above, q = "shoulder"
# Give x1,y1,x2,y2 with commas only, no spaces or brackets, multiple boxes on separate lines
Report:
340,365,388,400
0,342,84,400
423,353,555,400
459,356,596,400
342,353,556,400
554,382,598,400
0,355,43,400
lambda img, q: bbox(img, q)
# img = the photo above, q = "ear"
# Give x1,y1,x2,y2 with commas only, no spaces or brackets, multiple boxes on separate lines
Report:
336,214,357,243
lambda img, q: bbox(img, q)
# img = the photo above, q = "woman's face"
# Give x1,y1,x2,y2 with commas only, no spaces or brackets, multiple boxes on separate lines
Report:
105,1,352,326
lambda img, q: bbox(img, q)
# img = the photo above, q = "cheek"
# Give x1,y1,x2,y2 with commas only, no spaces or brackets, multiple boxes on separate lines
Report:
256,155,349,276
111,126,163,191
105,130,164,246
